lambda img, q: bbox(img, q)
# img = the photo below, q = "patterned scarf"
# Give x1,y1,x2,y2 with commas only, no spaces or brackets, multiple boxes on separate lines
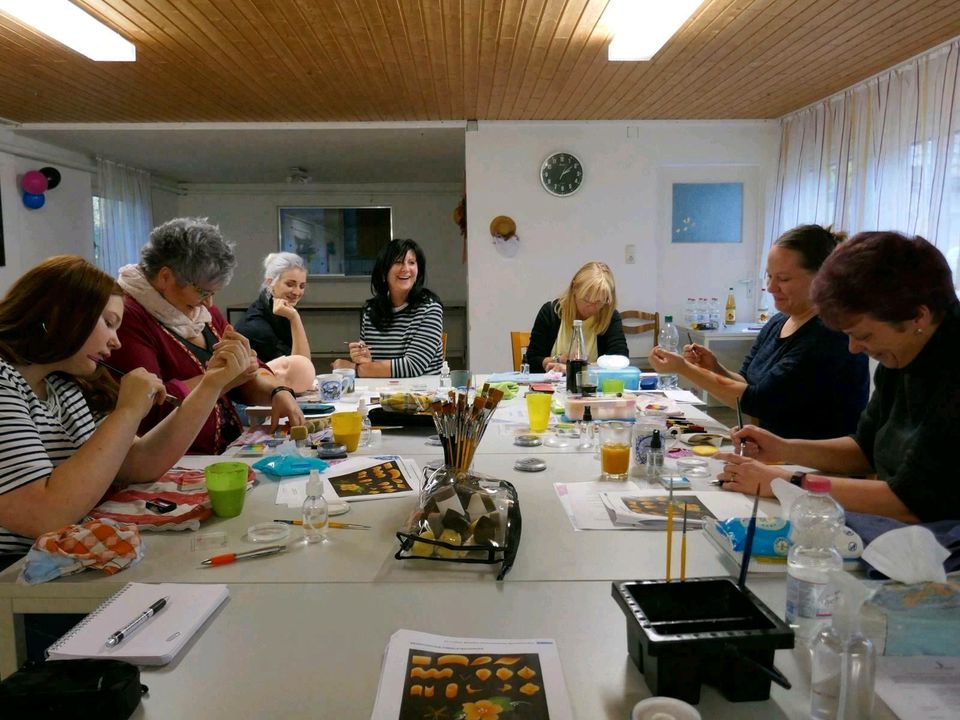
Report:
117,264,211,338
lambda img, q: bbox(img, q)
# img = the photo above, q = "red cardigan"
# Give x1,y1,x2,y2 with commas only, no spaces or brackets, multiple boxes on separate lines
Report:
111,296,246,454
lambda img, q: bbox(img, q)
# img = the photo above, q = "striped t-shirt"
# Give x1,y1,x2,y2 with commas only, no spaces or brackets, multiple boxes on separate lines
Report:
0,358,97,558
360,298,444,377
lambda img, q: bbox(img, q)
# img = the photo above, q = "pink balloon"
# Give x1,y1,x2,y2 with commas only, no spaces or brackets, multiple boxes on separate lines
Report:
21,170,48,195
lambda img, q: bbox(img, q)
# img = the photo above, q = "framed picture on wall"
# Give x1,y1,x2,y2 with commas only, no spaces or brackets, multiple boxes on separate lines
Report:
671,182,743,243
278,206,393,278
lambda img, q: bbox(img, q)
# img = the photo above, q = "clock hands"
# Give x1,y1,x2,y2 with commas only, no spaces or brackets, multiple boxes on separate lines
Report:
558,166,572,180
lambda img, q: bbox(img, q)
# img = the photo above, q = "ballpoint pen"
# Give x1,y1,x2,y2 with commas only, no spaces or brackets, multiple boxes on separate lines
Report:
201,544,287,566
95,358,181,408
273,519,371,529
105,596,169,647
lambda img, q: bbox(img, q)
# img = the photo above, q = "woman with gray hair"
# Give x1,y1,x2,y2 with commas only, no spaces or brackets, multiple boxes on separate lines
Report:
111,218,305,453
235,253,315,393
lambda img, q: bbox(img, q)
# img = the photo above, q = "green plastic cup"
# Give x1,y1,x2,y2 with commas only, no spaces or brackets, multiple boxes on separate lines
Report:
602,378,625,394
204,462,249,518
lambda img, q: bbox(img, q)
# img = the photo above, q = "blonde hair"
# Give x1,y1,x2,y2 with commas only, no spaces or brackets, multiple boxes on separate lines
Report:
555,261,617,334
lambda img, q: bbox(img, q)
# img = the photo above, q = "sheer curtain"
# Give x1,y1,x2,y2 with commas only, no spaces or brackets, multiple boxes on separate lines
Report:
95,157,153,278
769,37,960,282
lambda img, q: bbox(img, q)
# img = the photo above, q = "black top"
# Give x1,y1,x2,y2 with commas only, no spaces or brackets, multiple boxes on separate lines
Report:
526,300,628,372
235,290,291,363
739,313,869,439
853,301,960,522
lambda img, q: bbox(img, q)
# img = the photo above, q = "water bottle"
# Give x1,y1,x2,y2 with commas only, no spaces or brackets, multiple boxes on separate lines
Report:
302,470,328,543
696,298,708,328
709,297,721,330
786,477,844,648
657,315,680,390
519,352,530,384
566,319,587,394
439,360,451,388
357,397,372,448
684,298,696,328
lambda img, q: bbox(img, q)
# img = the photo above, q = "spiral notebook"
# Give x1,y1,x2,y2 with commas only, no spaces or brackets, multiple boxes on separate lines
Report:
46,582,229,665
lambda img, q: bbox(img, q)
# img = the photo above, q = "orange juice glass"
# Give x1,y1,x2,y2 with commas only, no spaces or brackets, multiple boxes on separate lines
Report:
599,422,632,481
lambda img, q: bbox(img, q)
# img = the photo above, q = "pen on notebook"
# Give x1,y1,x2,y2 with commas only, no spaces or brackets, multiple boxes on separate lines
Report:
94,358,181,408
105,596,169,648
273,519,370,529
201,544,286,566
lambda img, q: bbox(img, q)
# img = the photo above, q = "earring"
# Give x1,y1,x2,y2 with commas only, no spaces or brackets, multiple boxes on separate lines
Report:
914,328,923,335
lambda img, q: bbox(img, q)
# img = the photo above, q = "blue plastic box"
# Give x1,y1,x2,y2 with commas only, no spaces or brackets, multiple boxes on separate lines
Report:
588,366,641,391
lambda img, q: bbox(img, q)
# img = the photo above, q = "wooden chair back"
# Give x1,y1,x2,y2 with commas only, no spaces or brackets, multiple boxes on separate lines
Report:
510,331,532,371
620,310,660,341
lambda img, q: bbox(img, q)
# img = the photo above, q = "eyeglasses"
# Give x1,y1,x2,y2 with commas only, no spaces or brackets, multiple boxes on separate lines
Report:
189,282,216,301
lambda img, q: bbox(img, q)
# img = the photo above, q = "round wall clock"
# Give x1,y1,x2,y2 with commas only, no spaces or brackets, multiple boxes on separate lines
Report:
540,152,583,197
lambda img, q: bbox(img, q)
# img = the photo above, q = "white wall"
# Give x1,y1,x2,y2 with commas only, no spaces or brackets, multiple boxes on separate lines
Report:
465,121,779,372
171,183,466,310
0,131,94,293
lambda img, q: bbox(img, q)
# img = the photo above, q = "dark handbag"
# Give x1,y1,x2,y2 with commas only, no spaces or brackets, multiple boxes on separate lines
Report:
0,658,147,719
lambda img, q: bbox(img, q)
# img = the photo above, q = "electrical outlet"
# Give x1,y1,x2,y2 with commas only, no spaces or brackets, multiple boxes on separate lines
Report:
625,244,636,264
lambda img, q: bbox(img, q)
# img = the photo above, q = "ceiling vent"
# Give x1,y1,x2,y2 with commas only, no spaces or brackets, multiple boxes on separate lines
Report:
286,166,312,183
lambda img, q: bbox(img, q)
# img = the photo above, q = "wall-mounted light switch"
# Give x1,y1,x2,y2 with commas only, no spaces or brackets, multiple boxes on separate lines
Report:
625,244,636,264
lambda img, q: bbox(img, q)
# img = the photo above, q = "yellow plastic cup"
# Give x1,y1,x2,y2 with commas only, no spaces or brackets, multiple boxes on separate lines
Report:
601,378,625,395
526,392,552,433
331,411,362,452
204,462,249,518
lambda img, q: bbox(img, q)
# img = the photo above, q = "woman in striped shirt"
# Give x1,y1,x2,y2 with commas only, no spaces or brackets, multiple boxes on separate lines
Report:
333,238,444,377
0,256,247,566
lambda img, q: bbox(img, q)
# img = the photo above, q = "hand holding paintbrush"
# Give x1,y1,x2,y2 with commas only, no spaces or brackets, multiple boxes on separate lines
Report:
95,358,181,408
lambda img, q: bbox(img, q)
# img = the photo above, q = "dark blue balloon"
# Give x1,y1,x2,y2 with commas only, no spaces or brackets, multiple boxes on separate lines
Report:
22,191,45,209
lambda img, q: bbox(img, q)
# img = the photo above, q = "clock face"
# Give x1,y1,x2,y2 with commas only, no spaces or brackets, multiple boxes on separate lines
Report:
540,152,583,197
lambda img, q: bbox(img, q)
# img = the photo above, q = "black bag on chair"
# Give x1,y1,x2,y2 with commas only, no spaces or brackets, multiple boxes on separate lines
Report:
0,658,147,719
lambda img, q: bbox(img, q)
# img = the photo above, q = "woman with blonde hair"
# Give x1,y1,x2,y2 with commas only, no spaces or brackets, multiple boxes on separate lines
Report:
526,261,628,373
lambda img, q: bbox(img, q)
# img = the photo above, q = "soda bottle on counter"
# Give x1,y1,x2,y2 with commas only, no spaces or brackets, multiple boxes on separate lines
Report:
724,287,737,325
566,319,587,394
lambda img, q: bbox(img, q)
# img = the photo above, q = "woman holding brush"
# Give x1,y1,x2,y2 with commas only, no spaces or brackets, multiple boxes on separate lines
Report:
112,218,305,453
0,256,249,567
650,225,868,440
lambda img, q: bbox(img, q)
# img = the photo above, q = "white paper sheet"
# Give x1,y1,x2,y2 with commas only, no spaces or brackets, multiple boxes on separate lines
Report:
370,629,573,720
275,455,420,507
662,389,706,404
876,656,960,720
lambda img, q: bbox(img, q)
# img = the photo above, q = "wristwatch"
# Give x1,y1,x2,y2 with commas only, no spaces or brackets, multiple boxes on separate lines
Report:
789,471,806,488
270,385,295,400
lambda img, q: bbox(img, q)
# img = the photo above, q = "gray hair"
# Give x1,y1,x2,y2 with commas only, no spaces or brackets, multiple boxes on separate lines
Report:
139,217,237,287
262,252,306,290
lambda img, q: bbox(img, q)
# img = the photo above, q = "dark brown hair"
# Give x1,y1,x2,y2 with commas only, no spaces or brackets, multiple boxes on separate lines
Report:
775,224,847,272
811,231,958,329
0,255,120,412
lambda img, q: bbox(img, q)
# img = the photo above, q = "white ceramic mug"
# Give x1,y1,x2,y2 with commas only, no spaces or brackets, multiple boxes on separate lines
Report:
316,373,343,402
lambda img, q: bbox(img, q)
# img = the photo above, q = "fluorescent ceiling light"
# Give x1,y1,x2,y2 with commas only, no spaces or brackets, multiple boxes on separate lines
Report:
605,0,702,61
0,0,135,61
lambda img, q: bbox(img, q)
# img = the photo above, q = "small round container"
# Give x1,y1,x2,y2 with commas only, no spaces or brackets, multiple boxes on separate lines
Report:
247,521,291,544
514,457,546,472
676,457,710,477
316,441,347,459
514,434,543,447
424,434,443,446
631,697,701,720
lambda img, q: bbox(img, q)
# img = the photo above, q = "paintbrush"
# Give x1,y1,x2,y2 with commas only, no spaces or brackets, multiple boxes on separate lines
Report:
95,359,181,408
680,502,688,581
735,396,746,455
738,487,761,590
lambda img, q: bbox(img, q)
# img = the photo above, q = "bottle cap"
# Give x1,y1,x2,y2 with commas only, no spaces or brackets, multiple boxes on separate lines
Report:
650,429,662,449
306,476,323,497
441,360,450,374
664,315,673,322
806,476,831,493
582,405,592,421
358,397,367,415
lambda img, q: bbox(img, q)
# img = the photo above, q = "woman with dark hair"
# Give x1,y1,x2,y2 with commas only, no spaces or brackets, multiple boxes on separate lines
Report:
111,218,305,453
332,238,443,377
0,256,247,565
650,224,869,439
526,261,628,374
719,231,960,522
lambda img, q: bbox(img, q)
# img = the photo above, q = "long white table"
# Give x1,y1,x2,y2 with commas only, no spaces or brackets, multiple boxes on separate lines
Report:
0,380,898,719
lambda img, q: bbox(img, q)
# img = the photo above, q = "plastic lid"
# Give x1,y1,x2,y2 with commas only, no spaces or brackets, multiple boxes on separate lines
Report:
247,521,291,544
582,405,592,421
307,474,322,496
664,315,673,322
632,696,701,720
805,476,831,493
650,429,662,449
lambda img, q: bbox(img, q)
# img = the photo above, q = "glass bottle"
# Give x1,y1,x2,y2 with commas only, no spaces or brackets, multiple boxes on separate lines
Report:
302,470,328,543
566,319,587,394
439,360,451,388
357,397,372,448
519,352,530,384
578,404,594,451
725,287,737,325
645,429,664,481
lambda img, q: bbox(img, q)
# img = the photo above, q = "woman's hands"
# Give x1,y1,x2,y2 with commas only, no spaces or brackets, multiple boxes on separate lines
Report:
648,346,685,373
683,343,721,372
270,389,305,433
209,326,259,392
347,341,372,365
272,297,298,321
115,368,167,419
731,424,790,463
714,453,791,497
544,353,567,373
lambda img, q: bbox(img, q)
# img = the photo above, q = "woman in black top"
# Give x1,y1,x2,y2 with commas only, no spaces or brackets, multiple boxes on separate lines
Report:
526,261,628,373
650,225,869,439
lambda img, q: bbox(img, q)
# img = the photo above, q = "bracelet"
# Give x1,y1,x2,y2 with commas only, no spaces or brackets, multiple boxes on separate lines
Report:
270,385,295,400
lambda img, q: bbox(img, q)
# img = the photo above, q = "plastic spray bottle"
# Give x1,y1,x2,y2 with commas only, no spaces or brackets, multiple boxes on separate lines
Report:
810,570,875,719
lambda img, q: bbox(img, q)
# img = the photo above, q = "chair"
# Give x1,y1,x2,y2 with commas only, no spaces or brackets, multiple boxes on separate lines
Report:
510,331,531,371
620,311,660,370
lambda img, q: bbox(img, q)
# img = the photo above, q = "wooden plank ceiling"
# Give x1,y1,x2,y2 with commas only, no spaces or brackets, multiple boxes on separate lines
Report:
0,0,956,123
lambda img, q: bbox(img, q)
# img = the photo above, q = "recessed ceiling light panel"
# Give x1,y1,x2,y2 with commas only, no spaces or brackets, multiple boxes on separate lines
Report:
0,0,136,62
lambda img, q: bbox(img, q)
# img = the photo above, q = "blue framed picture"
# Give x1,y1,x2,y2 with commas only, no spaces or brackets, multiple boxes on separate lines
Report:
671,182,743,243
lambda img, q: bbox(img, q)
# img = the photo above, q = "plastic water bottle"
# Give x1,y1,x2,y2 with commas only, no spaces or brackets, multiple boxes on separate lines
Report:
302,470,328,543
657,315,680,390
709,297,721,330
684,298,696,328
786,477,844,648
357,397,372,448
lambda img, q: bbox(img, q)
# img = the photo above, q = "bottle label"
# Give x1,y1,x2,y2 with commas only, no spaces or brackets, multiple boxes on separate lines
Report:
725,308,736,324
785,574,839,623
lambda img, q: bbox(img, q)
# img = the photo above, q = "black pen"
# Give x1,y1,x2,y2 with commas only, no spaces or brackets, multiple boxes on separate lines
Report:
105,596,169,647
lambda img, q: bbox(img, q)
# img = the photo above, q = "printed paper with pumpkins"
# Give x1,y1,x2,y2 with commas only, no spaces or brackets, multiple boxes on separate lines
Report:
399,649,549,720
327,460,412,498
622,495,716,522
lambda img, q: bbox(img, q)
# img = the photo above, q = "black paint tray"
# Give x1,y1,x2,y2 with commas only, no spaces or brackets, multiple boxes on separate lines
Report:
612,577,794,704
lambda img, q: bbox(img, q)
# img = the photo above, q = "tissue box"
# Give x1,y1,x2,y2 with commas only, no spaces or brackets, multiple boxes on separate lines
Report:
588,366,641,391
862,574,960,656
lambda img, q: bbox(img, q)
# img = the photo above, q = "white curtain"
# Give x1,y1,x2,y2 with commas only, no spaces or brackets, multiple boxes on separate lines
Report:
95,157,153,278
769,37,960,282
